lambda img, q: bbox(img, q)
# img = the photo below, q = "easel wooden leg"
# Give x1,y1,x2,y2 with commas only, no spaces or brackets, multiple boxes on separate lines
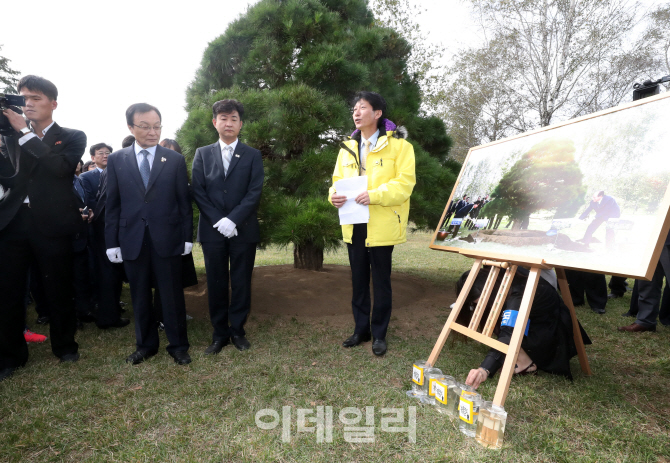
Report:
427,259,483,366
555,268,592,376
492,267,541,407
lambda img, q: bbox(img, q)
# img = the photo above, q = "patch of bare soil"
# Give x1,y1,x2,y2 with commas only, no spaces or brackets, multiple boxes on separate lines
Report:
184,264,454,329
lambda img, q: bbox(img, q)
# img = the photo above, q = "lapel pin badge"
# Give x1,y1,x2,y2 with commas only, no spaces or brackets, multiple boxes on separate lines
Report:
235,154,240,158
161,157,167,162
55,141,62,145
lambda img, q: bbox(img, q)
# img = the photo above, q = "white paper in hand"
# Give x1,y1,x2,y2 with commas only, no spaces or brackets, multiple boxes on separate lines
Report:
334,176,369,225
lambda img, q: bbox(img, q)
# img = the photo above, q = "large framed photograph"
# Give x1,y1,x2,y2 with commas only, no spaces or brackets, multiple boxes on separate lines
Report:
430,92,670,280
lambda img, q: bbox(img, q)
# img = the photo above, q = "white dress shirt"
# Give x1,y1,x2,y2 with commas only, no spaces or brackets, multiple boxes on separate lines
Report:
18,120,55,146
218,138,239,174
19,120,56,203
134,142,156,171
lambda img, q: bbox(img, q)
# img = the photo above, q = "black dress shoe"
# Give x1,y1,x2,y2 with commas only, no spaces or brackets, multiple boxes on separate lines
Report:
170,351,192,365
97,318,130,329
618,323,656,332
232,336,251,351
621,311,636,317
372,339,387,356
59,353,80,363
591,307,606,314
342,333,371,348
126,349,156,365
0,367,16,382
204,339,229,355
35,316,50,325
607,293,623,299
78,311,97,323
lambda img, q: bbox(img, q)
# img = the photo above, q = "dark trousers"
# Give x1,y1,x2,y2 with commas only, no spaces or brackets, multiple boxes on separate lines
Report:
609,276,628,296
347,223,394,340
628,280,639,316
202,240,256,341
564,269,607,310
583,217,615,247
123,229,189,354
92,219,124,327
87,238,98,304
0,205,78,368
661,284,670,325
73,247,93,318
635,245,670,328
30,263,49,318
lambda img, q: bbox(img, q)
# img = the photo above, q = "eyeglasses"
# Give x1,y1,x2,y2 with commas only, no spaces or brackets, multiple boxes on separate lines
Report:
133,124,162,132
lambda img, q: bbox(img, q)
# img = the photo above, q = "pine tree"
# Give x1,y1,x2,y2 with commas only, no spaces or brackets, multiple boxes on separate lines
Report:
0,45,20,94
484,138,586,229
178,0,456,269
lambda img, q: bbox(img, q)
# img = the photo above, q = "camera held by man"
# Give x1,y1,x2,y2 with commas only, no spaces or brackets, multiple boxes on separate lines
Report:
0,93,26,136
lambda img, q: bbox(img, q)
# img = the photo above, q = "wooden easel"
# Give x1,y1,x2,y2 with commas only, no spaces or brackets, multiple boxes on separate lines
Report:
426,256,591,407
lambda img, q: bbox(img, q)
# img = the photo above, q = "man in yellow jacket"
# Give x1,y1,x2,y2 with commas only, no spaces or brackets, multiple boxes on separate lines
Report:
329,91,416,356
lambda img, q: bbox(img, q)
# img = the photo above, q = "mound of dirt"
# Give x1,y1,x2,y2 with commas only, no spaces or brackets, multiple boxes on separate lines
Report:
184,264,454,326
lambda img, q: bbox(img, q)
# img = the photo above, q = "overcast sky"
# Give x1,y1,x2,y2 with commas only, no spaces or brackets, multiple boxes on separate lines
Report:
1,0,658,160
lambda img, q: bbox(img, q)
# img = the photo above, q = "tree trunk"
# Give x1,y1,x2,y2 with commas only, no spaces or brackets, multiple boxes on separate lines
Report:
511,215,530,230
293,243,324,271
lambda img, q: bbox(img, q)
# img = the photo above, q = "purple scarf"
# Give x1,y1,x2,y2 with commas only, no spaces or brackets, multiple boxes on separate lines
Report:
351,118,397,138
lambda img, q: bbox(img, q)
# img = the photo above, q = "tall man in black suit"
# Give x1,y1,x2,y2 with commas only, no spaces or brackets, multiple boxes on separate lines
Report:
105,103,193,365
192,99,264,353
0,75,86,380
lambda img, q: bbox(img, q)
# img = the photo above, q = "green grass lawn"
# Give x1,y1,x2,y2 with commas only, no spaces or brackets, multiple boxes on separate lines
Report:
2,231,669,462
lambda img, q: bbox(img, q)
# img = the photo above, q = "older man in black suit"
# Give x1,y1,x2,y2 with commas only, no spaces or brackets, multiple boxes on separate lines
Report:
79,143,111,210
192,99,264,353
0,75,86,380
105,103,193,365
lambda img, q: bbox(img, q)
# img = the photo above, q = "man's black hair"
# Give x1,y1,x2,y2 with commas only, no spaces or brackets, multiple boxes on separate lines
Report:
17,75,58,101
82,160,94,172
121,135,135,148
89,142,113,157
126,103,162,126
597,190,605,197
212,99,244,120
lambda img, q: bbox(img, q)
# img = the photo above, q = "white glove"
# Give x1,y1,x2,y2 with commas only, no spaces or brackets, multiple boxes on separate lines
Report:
183,242,193,255
213,217,237,238
106,247,123,263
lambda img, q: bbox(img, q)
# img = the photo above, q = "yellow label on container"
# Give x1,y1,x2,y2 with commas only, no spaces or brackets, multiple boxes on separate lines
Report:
412,364,424,385
429,378,438,396
459,397,474,424
434,381,447,405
